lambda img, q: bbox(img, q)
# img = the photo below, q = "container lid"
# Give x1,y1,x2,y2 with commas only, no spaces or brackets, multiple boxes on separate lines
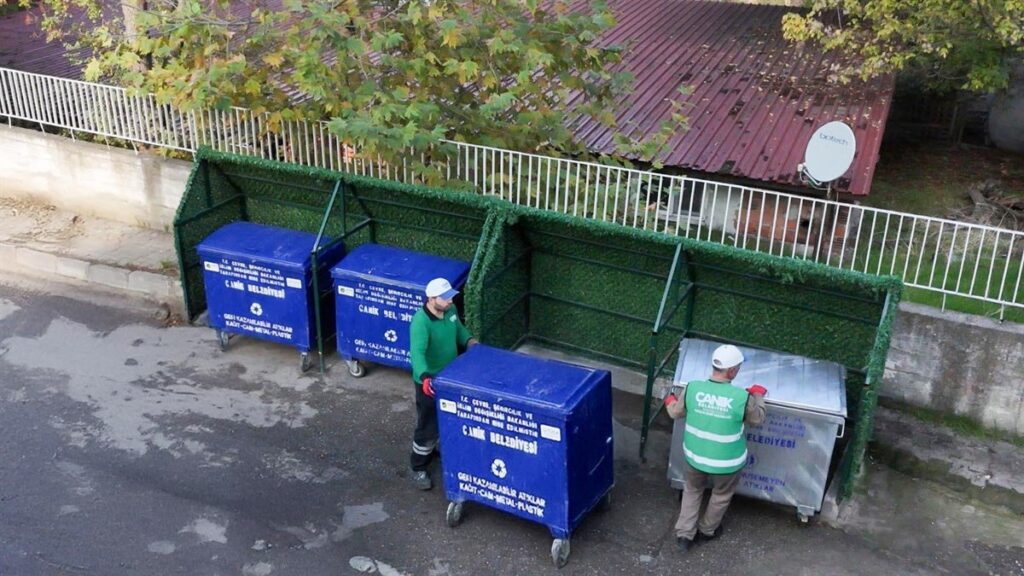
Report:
672,338,847,418
436,345,608,414
197,222,322,271
330,244,471,291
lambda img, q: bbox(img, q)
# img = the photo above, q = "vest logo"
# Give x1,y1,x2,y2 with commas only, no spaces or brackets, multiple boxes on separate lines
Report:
695,391,733,411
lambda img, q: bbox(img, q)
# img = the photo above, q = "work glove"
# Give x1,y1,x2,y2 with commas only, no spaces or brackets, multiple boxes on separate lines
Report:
746,384,767,396
421,376,435,398
663,393,678,408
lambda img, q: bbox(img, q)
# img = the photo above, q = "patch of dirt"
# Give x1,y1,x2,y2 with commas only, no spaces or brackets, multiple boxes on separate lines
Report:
0,196,85,244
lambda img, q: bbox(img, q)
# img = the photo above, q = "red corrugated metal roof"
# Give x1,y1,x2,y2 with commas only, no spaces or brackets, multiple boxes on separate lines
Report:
571,0,893,196
0,6,85,79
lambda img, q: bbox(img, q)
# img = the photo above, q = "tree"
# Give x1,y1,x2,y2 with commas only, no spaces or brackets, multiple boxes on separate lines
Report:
782,0,1024,92
33,0,686,181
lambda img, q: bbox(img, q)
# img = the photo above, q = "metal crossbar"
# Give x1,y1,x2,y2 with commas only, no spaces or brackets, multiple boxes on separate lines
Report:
1,66,1022,313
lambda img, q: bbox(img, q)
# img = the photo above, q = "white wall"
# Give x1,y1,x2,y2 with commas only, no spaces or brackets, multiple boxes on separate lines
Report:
0,125,191,230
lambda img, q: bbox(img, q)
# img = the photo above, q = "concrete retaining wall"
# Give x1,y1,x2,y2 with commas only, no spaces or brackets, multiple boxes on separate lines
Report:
0,125,190,229
884,302,1024,436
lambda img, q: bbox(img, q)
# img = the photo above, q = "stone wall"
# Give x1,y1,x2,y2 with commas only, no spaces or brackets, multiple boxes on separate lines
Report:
883,302,1024,435
0,125,190,229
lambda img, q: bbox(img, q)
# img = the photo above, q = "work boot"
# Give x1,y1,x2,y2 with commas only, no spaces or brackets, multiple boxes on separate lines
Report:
411,469,432,491
675,536,694,554
696,524,723,544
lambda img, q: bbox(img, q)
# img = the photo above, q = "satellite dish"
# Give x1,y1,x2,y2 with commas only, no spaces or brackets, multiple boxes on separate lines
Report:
801,121,856,184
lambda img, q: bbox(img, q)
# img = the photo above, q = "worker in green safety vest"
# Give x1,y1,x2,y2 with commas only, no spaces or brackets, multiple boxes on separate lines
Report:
663,344,767,553
408,277,478,491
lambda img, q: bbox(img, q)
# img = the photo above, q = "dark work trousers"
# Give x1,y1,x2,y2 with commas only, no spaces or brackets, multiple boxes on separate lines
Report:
410,385,439,472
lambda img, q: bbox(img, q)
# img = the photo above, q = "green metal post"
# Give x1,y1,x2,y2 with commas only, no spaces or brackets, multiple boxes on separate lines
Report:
682,250,696,336
311,180,343,374
640,243,683,461
311,251,323,373
639,334,659,463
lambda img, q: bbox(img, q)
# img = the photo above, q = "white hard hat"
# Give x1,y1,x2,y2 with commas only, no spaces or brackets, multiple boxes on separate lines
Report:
712,344,744,369
425,277,459,299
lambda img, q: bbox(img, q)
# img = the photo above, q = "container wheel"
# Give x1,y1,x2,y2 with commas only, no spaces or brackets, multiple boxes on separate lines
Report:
445,501,463,528
551,538,570,569
347,361,365,378
300,352,312,373
216,330,230,352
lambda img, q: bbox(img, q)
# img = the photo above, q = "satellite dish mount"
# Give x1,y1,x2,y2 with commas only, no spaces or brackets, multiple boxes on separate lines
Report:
798,121,857,197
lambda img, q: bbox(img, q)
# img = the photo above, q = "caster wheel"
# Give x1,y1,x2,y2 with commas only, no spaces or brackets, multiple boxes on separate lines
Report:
347,361,365,378
445,502,464,528
551,538,570,569
798,513,810,525
300,352,312,373
216,330,230,352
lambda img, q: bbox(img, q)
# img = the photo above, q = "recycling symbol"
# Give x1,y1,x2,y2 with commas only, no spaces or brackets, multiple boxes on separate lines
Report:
384,329,398,343
490,458,507,479
250,302,263,316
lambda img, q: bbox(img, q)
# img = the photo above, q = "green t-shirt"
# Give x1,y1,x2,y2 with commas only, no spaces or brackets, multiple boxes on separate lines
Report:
409,304,473,383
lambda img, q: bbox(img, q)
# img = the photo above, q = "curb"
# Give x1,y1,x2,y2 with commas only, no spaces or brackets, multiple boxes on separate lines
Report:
0,241,184,316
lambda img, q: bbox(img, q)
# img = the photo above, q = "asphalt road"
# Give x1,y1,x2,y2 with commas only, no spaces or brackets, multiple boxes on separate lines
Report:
0,277,1020,576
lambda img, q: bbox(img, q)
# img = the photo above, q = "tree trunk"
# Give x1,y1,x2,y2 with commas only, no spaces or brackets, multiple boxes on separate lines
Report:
989,59,1024,153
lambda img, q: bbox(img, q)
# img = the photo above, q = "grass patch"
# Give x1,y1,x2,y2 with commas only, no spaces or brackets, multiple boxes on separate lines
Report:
861,137,1024,321
865,138,1024,218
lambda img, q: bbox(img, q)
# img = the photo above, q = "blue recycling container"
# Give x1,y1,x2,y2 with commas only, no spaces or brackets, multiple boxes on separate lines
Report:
197,221,345,366
434,345,613,566
330,244,470,376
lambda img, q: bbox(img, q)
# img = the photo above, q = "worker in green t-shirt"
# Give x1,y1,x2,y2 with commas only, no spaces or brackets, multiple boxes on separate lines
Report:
407,277,477,490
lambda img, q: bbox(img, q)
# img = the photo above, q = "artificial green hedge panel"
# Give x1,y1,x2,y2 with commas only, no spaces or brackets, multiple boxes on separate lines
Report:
468,212,532,349
175,148,495,322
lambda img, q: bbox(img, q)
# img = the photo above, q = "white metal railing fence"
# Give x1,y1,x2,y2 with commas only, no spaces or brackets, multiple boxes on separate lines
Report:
1,66,1022,314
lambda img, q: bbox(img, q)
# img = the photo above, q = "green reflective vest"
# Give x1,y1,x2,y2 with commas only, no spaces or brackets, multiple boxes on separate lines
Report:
682,380,749,474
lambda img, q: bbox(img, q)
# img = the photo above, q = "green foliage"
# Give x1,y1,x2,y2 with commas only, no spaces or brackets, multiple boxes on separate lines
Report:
39,0,688,180
782,0,1024,91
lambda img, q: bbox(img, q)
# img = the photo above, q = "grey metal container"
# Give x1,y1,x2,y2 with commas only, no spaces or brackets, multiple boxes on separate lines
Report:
666,338,847,521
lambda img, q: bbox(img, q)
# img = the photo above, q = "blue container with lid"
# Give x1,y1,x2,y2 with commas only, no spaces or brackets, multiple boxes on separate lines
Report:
330,244,470,377
434,345,613,568
197,221,345,370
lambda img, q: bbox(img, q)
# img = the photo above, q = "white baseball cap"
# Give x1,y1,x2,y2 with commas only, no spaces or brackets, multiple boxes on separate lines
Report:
711,344,744,369
425,277,459,300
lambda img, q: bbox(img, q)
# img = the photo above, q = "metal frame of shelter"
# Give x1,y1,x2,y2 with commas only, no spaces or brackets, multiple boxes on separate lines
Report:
463,205,900,500
637,247,895,460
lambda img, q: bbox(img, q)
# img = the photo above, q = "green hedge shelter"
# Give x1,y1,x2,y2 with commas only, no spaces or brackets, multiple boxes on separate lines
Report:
174,149,901,500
